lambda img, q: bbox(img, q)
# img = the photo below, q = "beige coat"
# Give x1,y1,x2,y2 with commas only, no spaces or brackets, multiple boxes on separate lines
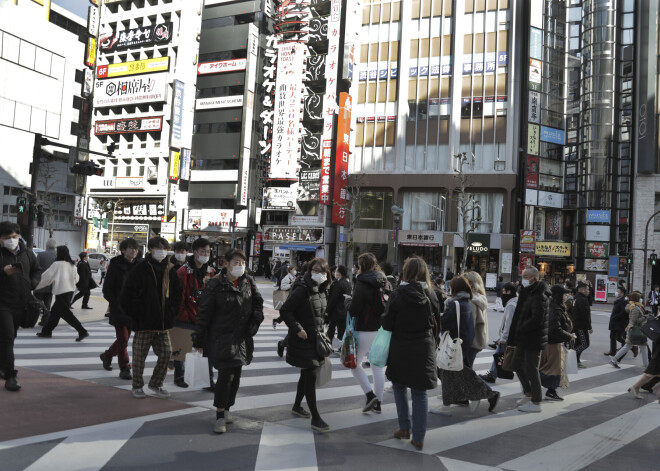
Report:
470,293,489,350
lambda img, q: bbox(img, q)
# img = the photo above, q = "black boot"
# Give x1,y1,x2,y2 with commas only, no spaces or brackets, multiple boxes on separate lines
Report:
5,370,20,391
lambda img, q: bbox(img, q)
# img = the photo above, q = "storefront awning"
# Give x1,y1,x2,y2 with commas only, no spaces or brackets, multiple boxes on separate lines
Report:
277,244,319,252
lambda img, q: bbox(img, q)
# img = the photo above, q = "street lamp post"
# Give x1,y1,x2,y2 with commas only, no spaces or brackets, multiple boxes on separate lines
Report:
391,204,405,275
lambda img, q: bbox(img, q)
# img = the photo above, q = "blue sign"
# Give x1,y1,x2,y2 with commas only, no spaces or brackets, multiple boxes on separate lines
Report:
587,210,611,223
170,79,184,149
540,126,565,145
530,28,543,60
390,66,398,78
609,256,619,278
409,66,418,77
358,71,367,81
497,51,508,66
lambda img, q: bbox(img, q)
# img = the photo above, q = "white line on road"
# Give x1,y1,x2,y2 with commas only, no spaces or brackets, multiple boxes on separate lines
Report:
254,422,318,471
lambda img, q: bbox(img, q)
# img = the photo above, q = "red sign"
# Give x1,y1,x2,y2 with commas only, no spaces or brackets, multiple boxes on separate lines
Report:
319,140,332,205
520,255,535,275
520,230,535,253
332,93,352,225
526,155,539,189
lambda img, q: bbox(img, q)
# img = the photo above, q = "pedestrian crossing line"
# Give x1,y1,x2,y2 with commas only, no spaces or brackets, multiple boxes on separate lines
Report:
376,377,643,455
13,346,283,357
254,422,317,471
438,457,501,471
15,355,162,367
498,402,660,471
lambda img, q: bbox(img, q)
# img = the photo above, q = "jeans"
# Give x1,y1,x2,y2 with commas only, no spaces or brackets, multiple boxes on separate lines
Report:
0,306,20,374
392,383,428,444
104,325,131,369
488,343,506,377
614,342,649,367
513,347,542,404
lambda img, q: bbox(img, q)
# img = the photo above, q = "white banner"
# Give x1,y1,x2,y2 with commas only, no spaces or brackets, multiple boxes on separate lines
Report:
93,72,168,108
74,196,84,219
83,68,94,97
263,186,297,210
322,0,342,143
195,95,243,110
197,58,247,75
585,225,610,242
270,42,306,179
88,5,99,36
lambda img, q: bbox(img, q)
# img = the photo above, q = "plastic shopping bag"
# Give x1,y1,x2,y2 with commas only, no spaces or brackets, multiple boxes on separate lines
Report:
341,313,358,369
565,347,578,375
368,327,392,368
315,357,332,388
184,351,210,390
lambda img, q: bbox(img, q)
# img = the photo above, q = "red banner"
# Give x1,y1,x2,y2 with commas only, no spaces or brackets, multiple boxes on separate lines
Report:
526,155,539,189
332,93,352,225
320,140,332,205
520,230,535,253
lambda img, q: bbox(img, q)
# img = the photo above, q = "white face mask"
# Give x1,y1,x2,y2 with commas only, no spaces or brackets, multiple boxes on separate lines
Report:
311,273,327,285
2,237,19,251
230,265,245,278
197,255,210,265
291,270,297,276
174,253,187,263
152,249,167,262
521,279,531,288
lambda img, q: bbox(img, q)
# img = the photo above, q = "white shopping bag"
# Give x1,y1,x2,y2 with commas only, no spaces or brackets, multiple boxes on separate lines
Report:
565,348,578,375
184,351,210,390
315,357,332,388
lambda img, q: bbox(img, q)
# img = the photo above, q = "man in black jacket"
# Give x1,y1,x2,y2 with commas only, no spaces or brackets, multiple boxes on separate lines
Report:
0,222,42,391
121,237,183,399
325,265,351,342
605,287,628,356
572,281,592,368
71,252,93,309
508,267,549,413
100,238,139,380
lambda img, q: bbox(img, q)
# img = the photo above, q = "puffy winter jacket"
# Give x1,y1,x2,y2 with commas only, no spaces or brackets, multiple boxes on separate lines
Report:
441,292,475,360
193,269,264,369
608,296,629,332
325,276,351,322
176,257,214,324
346,270,388,331
381,282,439,390
103,255,137,327
508,280,550,351
0,240,42,310
547,300,573,344
470,293,489,350
572,292,592,331
279,273,328,369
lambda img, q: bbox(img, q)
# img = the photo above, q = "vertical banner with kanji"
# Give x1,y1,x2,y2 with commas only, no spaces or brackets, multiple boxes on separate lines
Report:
332,93,352,225
321,0,342,163
170,80,184,150
320,140,332,204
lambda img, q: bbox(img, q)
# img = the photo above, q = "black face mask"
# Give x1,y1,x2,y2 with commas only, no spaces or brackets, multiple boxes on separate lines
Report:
501,293,516,307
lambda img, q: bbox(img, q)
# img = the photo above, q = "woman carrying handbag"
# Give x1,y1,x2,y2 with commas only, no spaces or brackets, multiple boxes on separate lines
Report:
610,291,650,370
431,275,499,416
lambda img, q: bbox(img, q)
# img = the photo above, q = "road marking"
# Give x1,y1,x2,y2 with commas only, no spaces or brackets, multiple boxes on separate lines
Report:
376,377,641,455
14,346,280,356
498,402,660,471
254,422,317,471
439,457,502,471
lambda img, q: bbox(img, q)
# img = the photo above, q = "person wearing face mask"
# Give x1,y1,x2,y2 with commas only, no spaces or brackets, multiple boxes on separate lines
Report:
170,241,188,270
120,237,183,399
648,285,660,316
480,282,518,384
325,265,351,343
605,287,629,357
279,258,333,432
0,222,42,391
172,238,215,388
507,267,550,413
192,248,264,433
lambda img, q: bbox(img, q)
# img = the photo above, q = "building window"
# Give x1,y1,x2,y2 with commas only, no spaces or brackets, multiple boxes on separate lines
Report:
456,192,504,234
356,192,393,229
402,192,446,231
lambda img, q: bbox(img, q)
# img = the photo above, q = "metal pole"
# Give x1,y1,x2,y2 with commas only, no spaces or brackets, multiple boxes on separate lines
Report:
394,216,399,275
642,209,660,302
27,134,42,248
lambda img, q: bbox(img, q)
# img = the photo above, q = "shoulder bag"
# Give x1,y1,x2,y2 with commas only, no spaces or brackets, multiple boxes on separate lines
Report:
436,301,464,371
641,316,660,342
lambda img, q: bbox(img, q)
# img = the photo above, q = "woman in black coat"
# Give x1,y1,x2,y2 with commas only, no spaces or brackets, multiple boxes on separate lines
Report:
71,252,94,309
279,257,332,432
193,248,264,434
325,265,351,341
381,257,439,451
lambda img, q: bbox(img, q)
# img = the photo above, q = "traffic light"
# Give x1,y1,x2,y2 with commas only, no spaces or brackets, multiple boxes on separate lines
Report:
16,197,27,214
71,161,103,176
627,254,633,265
650,253,658,267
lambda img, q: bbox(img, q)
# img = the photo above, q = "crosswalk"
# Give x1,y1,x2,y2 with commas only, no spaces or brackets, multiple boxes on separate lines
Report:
10,321,660,471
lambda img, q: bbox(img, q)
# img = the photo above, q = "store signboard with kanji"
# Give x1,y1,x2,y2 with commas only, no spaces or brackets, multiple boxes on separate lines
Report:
332,92,351,225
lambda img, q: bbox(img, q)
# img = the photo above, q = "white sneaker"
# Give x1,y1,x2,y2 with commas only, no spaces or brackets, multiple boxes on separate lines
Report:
469,400,480,412
132,388,146,399
516,396,531,406
148,385,171,398
214,417,226,433
224,410,234,424
518,402,542,413
430,405,452,416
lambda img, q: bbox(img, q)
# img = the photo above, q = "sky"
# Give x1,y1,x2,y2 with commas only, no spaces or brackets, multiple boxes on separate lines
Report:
52,0,89,20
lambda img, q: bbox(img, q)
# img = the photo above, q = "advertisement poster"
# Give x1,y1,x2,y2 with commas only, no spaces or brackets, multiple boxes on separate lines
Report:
585,259,608,271
520,230,536,253
528,124,540,155
501,252,513,274
93,72,168,107
263,187,296,210
95,116,162,135
526,156,539,189
520,255,535,275
585,242,609,259
535,241,571,257
595,274,608,301
96,57,169,79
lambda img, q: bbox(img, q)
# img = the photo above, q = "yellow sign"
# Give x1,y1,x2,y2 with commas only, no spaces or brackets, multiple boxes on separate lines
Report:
85,38,96,67
535,241,571,257
169,150,180,181
86,223,99,249
96,57,170,79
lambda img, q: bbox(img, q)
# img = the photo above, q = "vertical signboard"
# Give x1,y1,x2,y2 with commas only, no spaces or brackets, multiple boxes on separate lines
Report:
238,24,259,207
635,0,657,173
526,156,539,189
332,93,352,225
321,0,342,156
169,150,180,182
179,148,191,181
320,140,333,205
170,80,184,150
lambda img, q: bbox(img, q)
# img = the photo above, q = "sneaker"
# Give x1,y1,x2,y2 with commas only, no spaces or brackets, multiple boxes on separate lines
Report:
132,388,147,399
372,400,382,413
362,361,371,368
480,372,496,384
75,331,89,342
488,391,500,412
148,385,171,398
518,402,542,413
310,417,330,432
214,417,227,434
36,331,52,338
99,353,112,371
641,383,654,393
277,340,284,358
545,390,564,401
393,429,411,439
174,377,189,388
224,411,234,424
603,352,616,356
430,405,452,416
119,368,132,380
610,359,620,369
469,400,480,412
362,394,378,413
516,396,531,406
577,362,587,369
5,372,20,392
272,319,277,330
292,405,311,418
627,386,642,399
488,342,497,350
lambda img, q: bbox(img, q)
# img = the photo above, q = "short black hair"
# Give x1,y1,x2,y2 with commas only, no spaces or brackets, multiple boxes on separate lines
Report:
336,265,348,277
192,238,210,251
79,251,87,260
0,221,20,237
502,282,518,295
173,241,188,252
382,261,393,276
618,286,627,295
147,236,169,250
119,237,138,251
224,248,246,262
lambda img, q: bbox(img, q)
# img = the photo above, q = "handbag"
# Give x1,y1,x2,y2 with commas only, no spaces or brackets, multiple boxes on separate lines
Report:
436,301,464,371
368,327,392,368
493,350,514,379
341,313,358,369
628,325,647,346
183,351,210,390
315,357,332,387
501,346,516,372
315,331,333,358
19,294,45,329
565,345,578,375
641,316,660,342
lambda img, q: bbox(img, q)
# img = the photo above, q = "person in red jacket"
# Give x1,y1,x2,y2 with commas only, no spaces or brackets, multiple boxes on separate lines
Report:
173,238,214,387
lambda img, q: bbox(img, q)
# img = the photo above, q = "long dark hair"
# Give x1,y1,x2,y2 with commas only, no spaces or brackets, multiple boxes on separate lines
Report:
307,257,332,291
56,246,75,265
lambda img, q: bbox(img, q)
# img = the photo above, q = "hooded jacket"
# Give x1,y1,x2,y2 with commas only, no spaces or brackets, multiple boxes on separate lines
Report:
176,256,214,324
608,295,629,332
470,293,489,350
326,276,351,322
345,270,388,331
103,254,137,327
440,292,475,360
381,281,439,390
279,273,328,369
193,269,264,369
508,280,550,351
120,254,183,331
0,240,42,309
